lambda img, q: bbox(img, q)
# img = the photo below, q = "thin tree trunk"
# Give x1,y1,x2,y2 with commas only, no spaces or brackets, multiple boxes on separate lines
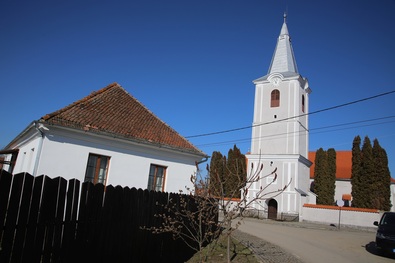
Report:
226,220,231,263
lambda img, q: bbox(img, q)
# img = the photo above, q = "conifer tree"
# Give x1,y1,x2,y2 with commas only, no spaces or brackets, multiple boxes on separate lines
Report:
209,151,225,197
327,148,336,205
314,148,330,204
360,136,375,208
226,145,246,198
209,146,246,198
351,136,362,208
372,139,391,211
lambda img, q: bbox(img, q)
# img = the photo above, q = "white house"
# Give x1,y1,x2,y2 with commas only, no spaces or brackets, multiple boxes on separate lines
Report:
0,82,207,193
245,14,315,220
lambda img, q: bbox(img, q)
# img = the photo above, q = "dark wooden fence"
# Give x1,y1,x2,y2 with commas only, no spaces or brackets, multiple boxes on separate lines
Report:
0,170,212,263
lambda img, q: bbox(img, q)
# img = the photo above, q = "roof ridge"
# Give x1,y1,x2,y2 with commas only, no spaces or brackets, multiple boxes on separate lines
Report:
42,82,120,120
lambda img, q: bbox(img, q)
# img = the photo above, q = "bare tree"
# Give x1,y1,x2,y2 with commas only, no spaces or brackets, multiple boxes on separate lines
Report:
213,159,292,263
143,157,291,263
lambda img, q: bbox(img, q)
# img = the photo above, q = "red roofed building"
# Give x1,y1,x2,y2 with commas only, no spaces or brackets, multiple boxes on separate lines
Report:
0,83,207,192
309,151,395,210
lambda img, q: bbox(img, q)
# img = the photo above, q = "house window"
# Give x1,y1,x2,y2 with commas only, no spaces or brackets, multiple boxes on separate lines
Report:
84,153,110,185
302,95,305,112
147,164,167,192
0,149,19,174
271,89,280,107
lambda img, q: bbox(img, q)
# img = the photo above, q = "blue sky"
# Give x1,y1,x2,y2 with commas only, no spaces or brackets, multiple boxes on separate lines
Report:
1,1,395,176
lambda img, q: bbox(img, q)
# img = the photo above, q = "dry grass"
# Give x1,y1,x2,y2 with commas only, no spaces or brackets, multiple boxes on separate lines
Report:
186,234,259,263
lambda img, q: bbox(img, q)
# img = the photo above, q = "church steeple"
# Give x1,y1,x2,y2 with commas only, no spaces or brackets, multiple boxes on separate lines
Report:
267,13,298,75
246,13,312,219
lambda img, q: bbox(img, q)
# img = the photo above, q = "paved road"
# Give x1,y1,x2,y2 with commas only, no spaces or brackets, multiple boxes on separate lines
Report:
237,217,395,263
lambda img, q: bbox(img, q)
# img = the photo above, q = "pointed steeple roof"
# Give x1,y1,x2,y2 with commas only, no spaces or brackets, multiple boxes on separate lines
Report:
254,14,299,82
268,13,298,75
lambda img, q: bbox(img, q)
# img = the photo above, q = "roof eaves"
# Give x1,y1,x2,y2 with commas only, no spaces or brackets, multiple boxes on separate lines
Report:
42,122,207,158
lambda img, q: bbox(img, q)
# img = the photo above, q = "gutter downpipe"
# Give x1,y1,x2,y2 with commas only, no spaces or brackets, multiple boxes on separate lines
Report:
33,121,45,176
197,156,209,165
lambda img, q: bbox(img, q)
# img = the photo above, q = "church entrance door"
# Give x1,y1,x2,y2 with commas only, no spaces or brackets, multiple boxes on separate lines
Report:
268,199,278,219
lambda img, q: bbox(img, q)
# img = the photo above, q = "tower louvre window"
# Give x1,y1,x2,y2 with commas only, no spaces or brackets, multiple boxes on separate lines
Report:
271,89,280,107
302,95,305,112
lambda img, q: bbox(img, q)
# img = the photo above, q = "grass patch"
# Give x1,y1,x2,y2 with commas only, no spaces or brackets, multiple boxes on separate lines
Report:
186,234,259,263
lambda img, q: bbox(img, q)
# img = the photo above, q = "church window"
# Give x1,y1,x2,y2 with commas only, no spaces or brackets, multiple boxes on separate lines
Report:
302,95,305,112
271,89,280,107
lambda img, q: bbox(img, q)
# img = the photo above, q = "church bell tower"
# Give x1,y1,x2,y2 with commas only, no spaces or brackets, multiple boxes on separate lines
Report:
246,14,313,219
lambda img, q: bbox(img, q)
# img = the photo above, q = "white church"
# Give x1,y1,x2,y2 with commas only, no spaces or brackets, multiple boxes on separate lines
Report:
245,14,315,220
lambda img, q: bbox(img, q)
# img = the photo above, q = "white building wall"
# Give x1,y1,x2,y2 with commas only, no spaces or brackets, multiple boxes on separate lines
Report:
309,178,352,205
11,131,42,175
245,154,309,214
12,126,201,193
334,180,352,203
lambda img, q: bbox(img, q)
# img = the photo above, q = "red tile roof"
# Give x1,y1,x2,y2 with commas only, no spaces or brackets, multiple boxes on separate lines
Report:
309,151,352,180
41,83,206,157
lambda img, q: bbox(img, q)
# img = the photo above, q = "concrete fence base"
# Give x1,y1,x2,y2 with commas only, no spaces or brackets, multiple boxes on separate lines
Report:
302,204,382,229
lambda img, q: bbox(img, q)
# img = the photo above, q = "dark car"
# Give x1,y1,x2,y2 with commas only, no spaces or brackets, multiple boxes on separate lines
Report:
374,212,395,254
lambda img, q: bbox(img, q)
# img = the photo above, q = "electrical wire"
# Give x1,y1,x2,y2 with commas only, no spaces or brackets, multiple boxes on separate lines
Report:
186,89,395,139
194,115,395,148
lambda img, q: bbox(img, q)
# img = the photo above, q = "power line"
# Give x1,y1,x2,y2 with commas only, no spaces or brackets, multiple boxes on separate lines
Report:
186,89,395,139
195,115,395,148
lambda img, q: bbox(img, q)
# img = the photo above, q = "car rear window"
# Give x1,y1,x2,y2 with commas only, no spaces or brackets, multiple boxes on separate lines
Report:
380,213,395,226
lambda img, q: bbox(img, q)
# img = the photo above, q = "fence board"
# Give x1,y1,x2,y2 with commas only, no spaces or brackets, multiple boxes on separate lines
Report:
96,184,113,262
130,188,143,262
74,181,89,255
50,177,67,263
21,175,44,263
39,176,59,263
90,183,105,260
10,173,34,263
0,170,13,243
61,178,80,262
145,189,156,262
136,189,150,262
0,172,25,262
121,186,135,262
107,185,124,262
78,182,105,261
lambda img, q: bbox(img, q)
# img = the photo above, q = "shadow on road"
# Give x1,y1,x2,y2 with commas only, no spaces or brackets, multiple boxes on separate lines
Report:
365,241,395,260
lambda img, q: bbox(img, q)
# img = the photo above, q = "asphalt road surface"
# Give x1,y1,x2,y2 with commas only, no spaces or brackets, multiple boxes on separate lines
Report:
237,217,395,263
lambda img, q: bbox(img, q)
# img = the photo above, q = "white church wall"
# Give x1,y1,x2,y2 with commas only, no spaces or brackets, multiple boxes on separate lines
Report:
245,154,311,215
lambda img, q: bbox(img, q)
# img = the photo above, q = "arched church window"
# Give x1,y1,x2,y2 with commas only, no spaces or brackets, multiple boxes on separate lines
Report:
271,89,280,107
302,95,305,112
